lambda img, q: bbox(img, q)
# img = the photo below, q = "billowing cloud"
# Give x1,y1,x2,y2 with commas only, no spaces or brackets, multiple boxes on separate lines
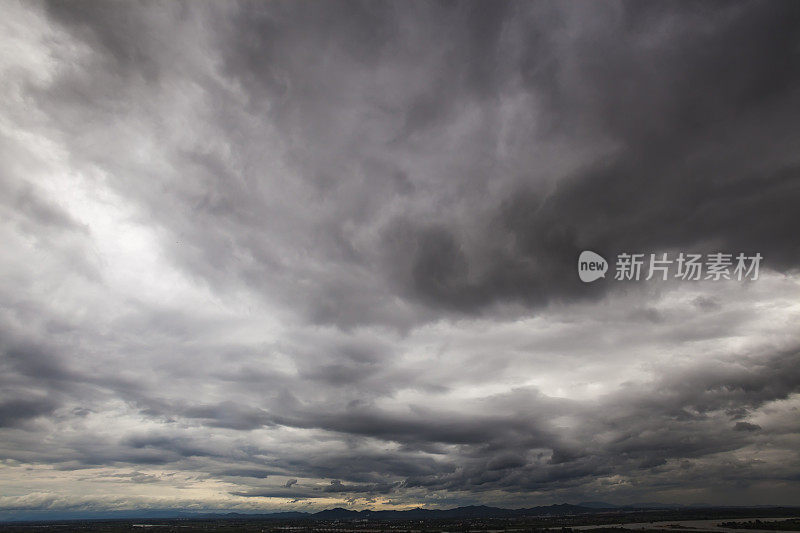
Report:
1,0,799,516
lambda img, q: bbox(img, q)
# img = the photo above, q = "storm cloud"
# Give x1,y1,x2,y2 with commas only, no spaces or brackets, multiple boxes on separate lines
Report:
1,0,799,515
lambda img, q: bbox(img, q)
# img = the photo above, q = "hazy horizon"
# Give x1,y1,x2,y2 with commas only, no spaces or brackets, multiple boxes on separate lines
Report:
1,0,799,517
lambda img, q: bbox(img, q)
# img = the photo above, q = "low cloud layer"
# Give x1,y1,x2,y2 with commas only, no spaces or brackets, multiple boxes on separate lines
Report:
1,0,799,515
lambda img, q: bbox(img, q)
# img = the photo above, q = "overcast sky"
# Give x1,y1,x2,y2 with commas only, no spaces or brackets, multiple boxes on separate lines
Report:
1,0,800,516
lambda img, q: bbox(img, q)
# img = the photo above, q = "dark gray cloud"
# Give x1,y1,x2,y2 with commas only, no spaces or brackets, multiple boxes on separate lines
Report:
30,0,800,324
0,0,799,514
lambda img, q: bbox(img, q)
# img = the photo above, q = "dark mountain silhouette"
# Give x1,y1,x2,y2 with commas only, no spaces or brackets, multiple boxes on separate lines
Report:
310,504,596,520
578,501,619,509
4,503,800,523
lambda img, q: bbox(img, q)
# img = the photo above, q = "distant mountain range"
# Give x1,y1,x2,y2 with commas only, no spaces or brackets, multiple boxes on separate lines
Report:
3,502,799,523
307,503,594,520
196,502,749,520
